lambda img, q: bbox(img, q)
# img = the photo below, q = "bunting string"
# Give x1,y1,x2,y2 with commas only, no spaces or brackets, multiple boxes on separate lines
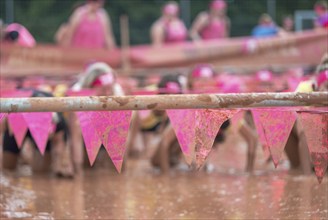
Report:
0,92,327,182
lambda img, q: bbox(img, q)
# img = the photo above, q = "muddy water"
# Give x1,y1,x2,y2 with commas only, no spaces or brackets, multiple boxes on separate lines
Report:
1,135,327,219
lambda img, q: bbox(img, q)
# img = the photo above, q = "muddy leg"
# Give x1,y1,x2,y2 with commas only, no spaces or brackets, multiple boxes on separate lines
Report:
2,126,20,170
284,126,300,169
151,125,176,174
52,131,74,177
295,121,312,175
69,113,84,174
239,123,257,173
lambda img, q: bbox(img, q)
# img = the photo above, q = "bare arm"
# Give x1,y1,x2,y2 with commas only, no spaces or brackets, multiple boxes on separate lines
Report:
64,9,83,46
150,20,165,46
54,23,69,46
102,10,116,50
189,12,207,41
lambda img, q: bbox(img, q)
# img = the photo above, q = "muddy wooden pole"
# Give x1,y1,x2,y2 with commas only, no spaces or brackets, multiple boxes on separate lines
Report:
0,92,327,113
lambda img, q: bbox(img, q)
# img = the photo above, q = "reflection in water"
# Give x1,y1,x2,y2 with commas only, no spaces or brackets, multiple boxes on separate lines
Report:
1,169,327,219
1,133,327,219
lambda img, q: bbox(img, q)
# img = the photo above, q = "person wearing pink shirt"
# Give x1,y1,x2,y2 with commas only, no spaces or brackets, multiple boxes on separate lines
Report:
65,0,116,50
190,0,230,41
150,1,188,46
314,1,328,29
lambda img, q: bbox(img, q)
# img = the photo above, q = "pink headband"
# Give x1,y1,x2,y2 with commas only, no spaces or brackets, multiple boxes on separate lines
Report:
159,82,181,94
91,73,114,87
316,70,328,87
192,65,215,79
210,0,227,10
163,4,179,16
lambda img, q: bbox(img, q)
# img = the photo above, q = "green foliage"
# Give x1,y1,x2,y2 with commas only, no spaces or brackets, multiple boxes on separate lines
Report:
1,0,315,45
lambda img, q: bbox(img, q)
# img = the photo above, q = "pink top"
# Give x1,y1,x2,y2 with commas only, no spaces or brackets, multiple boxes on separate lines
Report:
72,7,106,49
5,23,36,47
200,16,228,40
164,19,187,43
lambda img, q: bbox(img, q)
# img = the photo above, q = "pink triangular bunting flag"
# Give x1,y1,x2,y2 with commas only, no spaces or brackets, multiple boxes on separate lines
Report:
195,109,239,169
92,111,132,173
298,112,328,183
2,90,33,148
23,112,52,155
2,90,33,145
76,112,102,166
8,113,28,148
166,109,196,165
253,110,297,167
251,110,270,159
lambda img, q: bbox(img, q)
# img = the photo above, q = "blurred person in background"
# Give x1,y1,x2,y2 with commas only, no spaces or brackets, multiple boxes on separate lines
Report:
252,14,286,38
68,62,124,173
190,0,230,41
251,13,281,38
150,1,188,46
54,2,86,46
151,65,258,173
1,90,73,177
64,0,116,49
314,0,328,28
282,15,294,32
284,53,328,175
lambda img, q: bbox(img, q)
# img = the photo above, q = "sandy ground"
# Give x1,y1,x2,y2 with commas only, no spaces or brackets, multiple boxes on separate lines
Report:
1,131,327,219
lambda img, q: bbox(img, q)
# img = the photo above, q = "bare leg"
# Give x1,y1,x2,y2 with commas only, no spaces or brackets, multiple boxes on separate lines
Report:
284,126,300,169
68,113,84,174
295,121,312,175
239,123,257,173
2,152,18,170
32,146,51,174
151,125,176,174
125,111,145,158
52,131,74,177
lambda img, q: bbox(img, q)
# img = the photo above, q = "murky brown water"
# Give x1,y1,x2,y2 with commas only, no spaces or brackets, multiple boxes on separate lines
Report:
1,134,327,219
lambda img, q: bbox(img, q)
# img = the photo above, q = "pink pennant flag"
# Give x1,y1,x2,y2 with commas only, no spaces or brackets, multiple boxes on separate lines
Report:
251,110,270,159
252,110,297,167
195,109,239,169
91,111,132,173
23,112,53,155
3,90,33,148
76,112,102,166
8,113,28,148
167,109,197,164
298,113,328,183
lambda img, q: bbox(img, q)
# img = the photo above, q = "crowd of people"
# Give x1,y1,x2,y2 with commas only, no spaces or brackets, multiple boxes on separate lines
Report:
0,0,327,179
1,0,327,48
